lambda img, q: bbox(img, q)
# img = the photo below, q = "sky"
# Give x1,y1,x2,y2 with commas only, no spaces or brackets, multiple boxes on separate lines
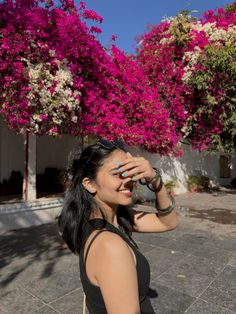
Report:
84,0,231,53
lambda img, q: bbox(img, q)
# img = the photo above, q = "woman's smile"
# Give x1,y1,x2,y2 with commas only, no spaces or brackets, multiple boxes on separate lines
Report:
119,188,133,197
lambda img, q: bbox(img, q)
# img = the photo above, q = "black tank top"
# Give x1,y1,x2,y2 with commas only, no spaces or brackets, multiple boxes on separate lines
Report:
79,219,155,314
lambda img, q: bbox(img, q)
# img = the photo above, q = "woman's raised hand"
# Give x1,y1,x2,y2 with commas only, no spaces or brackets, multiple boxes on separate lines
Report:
115,152,156,184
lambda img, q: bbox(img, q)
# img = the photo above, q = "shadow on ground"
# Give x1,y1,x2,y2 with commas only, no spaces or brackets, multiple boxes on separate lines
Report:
1,196,236,314
188,208,236,225
0,223,67,288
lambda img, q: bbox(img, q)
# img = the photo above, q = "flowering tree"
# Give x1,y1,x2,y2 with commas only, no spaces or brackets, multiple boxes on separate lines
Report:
0,0,180,154
137,3,236,152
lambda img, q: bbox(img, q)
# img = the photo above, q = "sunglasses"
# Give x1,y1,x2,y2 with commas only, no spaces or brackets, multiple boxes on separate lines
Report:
99,139,126,150
86,139,126,164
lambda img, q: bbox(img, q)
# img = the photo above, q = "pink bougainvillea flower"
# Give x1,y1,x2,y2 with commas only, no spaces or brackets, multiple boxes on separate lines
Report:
136,2,236,151
0,0,180,155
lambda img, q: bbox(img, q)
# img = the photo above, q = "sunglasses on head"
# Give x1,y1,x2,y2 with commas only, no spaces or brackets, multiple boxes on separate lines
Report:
98,139,126,151
86,139,126,164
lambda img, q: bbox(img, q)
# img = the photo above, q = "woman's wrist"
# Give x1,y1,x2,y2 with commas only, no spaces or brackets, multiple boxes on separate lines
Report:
155,194,175,216
149,176,163,193
138,167,167,194
143,167,163,193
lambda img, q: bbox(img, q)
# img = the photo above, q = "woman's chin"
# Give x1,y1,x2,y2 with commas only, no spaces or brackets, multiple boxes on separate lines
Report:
120,198,134,206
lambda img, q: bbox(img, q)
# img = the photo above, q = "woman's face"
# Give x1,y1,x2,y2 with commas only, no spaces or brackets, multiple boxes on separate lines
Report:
93,149,135,209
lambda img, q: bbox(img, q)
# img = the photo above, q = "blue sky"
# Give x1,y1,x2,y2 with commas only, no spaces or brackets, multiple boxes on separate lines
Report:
84,0,231,53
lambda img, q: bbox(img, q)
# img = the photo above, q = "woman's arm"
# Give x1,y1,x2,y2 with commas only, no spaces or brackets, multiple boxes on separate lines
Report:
128,182,179,233
116,153,179,233
129,209,178,233
134,175,179,232
94,232,140,314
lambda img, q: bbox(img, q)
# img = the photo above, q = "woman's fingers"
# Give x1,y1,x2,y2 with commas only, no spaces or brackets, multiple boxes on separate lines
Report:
116,157,146,171
131,173,147,182
116,157,154,177
119,166,144,179
126,152,133,159
131,168,156,182
117,166,154,183
115,154,156,182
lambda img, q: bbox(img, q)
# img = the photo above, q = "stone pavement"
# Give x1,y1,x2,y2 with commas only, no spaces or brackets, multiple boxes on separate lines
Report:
0,192,236,314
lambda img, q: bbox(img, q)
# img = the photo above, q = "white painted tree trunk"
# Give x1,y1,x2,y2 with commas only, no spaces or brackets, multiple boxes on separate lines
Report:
23,133,37,201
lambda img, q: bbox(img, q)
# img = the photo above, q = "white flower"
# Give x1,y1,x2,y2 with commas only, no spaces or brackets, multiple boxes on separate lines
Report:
27,58,81,130
160,36,174,45
71,116,78,123
49,49,56,57
182,47,202,83
33,114,42,122
191,21,216,36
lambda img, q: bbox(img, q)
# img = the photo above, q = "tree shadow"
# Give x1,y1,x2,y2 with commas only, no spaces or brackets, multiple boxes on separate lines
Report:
0,222,71,289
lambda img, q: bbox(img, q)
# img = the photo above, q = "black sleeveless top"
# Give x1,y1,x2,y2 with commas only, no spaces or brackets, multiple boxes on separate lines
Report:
79,219,155,314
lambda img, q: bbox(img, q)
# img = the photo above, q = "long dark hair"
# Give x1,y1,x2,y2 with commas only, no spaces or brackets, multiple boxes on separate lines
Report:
57,144,134,255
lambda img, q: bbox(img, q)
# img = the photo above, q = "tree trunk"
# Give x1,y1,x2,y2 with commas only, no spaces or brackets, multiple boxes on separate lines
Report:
23,132,37,201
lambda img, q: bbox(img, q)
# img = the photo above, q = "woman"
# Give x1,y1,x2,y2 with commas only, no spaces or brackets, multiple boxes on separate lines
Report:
58,140,179,314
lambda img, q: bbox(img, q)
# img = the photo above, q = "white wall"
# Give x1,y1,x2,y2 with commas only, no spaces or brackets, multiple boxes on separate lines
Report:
130,144,235,198
0,117,235,192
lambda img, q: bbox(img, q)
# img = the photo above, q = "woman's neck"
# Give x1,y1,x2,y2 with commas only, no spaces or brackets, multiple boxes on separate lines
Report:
90,204,119,227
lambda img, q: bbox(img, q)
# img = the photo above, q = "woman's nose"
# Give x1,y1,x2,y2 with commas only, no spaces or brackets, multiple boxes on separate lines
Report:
122,177,135,188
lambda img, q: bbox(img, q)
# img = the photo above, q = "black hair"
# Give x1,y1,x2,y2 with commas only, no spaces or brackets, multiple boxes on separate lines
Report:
57,144,134,255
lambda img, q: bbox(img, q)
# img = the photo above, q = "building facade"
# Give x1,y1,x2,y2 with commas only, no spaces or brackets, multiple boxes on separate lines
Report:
0,118,235,232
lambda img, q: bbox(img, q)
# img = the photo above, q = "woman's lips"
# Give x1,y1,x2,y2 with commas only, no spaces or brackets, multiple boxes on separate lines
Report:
119,189,132,197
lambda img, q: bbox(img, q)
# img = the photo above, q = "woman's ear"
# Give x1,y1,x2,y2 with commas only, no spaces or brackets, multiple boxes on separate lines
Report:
82,177,97,194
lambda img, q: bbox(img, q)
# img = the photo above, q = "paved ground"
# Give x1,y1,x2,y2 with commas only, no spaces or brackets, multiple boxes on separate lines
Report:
0,191,236,314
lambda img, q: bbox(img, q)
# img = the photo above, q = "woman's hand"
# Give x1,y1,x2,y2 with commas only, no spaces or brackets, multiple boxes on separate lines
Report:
115,152,156,184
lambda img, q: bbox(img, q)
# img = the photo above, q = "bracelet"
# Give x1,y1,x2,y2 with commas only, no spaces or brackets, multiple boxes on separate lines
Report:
147,176,163,193
147,167,163,193
155,194,175,216
148,167,161,184
139,168,163,193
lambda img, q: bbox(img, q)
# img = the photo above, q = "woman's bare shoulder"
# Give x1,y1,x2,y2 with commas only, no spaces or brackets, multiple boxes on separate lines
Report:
92,231,140,313
92,229,130,254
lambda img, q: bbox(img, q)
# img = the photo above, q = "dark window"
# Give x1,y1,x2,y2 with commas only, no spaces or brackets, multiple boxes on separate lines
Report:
219,155,231,178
